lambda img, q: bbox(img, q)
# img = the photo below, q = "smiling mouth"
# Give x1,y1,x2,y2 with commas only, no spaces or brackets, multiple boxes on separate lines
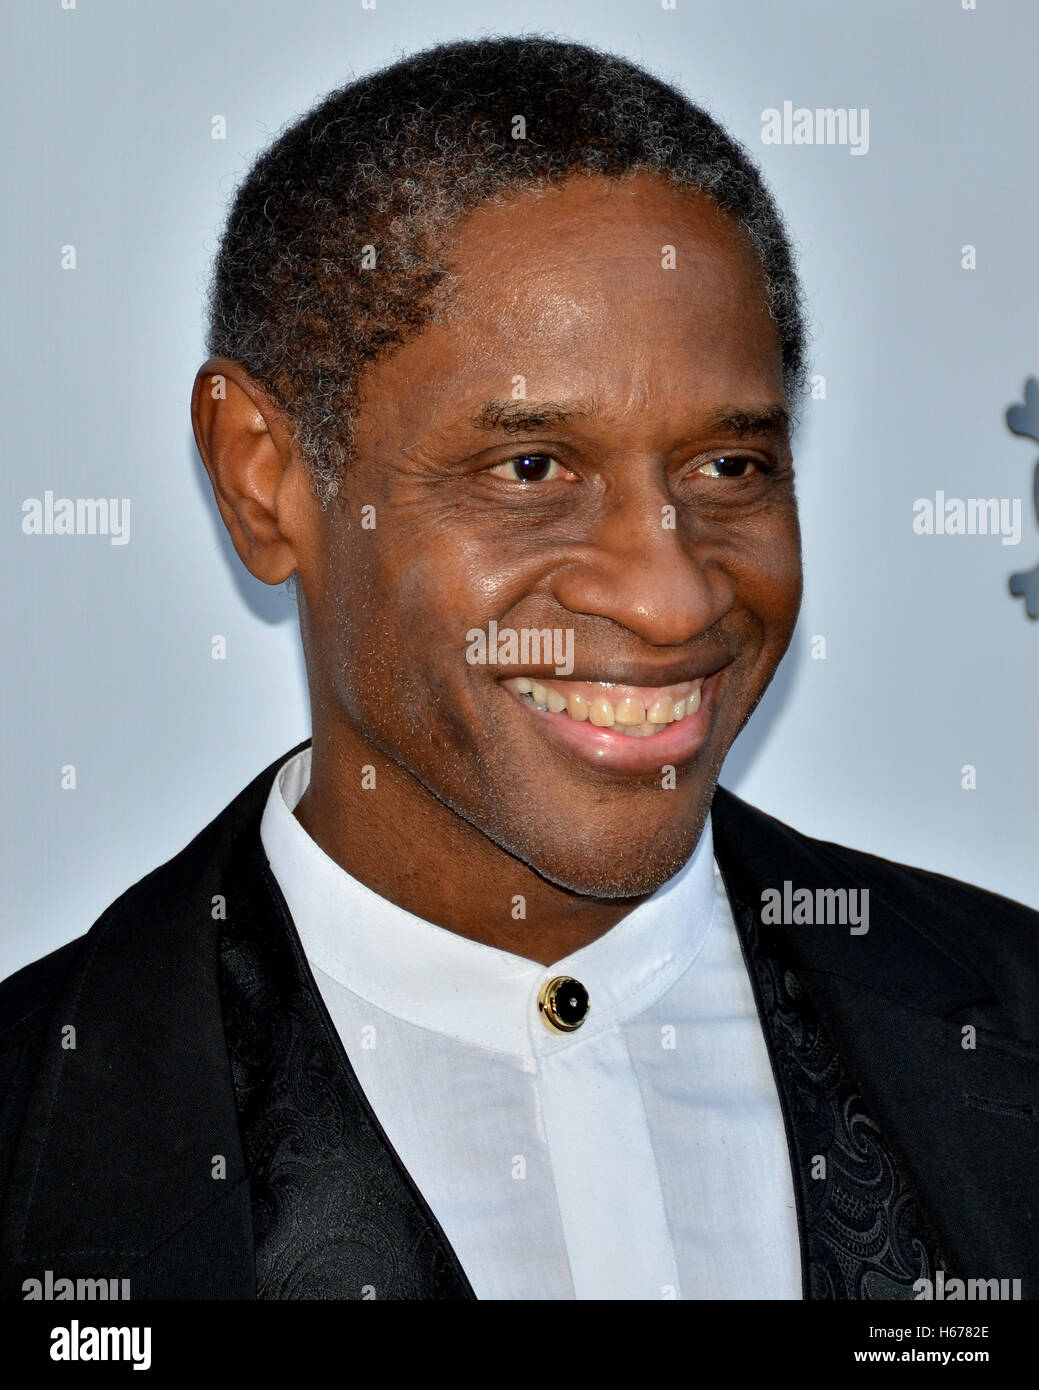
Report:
503,675,704,738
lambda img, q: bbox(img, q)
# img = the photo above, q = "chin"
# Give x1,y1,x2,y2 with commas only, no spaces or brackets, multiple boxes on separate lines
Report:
535,856,692,902
508,814,710,902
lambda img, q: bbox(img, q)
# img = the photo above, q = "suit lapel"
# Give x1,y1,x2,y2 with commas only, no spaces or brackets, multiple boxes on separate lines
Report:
218,828,476,1300
711,783,1039,1299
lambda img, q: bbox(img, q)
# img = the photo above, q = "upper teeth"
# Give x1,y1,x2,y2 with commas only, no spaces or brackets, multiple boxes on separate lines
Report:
513,677,702,736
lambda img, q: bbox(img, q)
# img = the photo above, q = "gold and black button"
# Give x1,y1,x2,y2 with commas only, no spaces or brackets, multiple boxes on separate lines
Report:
537,976,590,1033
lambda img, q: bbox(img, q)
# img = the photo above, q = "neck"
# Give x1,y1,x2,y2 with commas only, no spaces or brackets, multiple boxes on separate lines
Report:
292,726,650,966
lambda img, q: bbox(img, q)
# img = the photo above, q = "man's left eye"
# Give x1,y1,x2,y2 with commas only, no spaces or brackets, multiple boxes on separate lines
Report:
487,454,569,483
696,456,762,479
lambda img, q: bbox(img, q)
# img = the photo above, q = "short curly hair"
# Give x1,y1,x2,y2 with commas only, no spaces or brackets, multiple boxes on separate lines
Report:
205,35,809,505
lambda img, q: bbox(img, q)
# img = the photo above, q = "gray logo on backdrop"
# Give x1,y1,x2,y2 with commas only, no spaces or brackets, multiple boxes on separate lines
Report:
1007,377,1039,618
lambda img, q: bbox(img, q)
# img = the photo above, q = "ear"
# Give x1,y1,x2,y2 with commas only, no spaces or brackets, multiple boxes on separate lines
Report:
191,358,310,584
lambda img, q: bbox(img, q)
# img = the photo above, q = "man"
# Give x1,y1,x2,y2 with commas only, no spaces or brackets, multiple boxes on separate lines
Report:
2,36,1037,1302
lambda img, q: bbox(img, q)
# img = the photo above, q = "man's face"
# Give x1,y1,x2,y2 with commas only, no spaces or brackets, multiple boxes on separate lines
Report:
295,170,801,899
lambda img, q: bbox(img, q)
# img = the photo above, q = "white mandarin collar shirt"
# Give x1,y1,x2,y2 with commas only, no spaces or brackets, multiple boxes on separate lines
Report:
260,745,802,1300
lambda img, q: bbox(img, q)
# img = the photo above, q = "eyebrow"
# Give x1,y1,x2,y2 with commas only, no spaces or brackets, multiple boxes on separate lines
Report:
471,398,790,438
471,398,595,433
699,404,791,438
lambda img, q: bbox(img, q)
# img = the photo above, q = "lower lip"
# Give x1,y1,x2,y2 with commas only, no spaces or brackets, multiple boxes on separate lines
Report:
503,675,721,775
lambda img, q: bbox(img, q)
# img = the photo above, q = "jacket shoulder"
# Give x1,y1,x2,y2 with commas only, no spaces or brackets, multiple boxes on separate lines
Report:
0,937,87,1223
0,738,307,1134
712,782,1039,975
0,937,85,1052
0,744,304,1288
0,739,309,999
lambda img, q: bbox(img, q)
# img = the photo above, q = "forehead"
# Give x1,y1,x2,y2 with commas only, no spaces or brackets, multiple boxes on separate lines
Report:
445,169,765,293
354,170,784,440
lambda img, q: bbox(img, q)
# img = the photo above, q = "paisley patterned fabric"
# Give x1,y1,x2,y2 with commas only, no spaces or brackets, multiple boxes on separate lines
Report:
218,841,474,1300
218,827,943,1300
729,897,945,1300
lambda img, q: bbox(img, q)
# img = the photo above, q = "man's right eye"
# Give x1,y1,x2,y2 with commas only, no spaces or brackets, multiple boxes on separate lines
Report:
486,454,572,483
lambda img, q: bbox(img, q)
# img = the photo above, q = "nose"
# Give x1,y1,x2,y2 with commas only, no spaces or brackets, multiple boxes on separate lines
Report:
550,476,733,647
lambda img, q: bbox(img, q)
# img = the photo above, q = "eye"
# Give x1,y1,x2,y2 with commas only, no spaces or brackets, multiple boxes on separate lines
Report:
696,456,764,480
487,454,572,483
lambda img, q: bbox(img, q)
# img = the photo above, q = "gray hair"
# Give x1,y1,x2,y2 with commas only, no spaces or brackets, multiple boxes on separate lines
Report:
206,35,810,505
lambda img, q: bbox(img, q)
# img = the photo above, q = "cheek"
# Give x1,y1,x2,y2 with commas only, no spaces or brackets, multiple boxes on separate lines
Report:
322,529,503,715
732,510,803,637
384,525,531,640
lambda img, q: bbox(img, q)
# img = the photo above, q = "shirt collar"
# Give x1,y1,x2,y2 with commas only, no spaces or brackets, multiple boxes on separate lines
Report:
261,746,719,1059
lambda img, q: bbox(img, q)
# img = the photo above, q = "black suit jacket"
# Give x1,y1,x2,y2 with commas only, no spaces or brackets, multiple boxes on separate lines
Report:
2,739,1038,1300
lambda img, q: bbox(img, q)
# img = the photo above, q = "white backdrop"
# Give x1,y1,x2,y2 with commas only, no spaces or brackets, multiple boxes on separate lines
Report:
4,0,1037,978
